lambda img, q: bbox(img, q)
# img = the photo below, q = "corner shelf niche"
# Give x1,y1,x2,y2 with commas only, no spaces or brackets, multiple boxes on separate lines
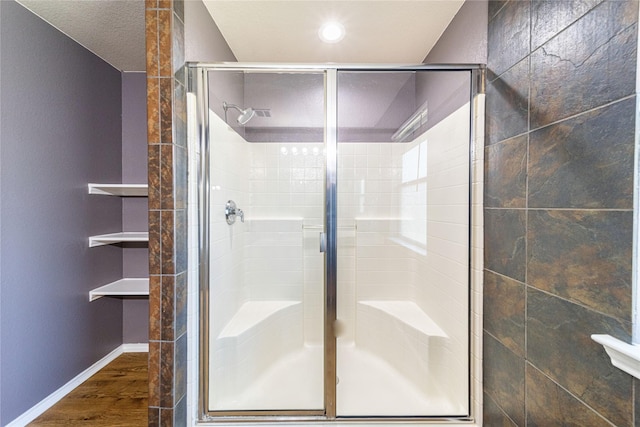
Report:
89,183,149,301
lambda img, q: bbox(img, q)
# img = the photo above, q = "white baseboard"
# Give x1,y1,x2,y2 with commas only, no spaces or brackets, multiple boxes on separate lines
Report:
123,343,149,353
6,343,148,427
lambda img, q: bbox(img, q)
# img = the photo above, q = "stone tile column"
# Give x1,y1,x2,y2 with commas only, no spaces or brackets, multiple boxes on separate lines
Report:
145,0,188,425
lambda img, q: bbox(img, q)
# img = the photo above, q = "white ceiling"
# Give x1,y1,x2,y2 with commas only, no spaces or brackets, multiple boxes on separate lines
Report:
203,1,464,63
17,0,147,71
16,0,464,72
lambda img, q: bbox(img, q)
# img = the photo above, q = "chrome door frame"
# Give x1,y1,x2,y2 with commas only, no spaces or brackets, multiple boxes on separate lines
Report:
188,63,485,424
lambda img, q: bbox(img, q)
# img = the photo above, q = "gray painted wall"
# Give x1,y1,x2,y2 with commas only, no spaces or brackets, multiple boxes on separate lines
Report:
418,0,488,129
122,71,149,344
0,1,123,423
185,0,237,63
185,1,246,137
423,0,488,64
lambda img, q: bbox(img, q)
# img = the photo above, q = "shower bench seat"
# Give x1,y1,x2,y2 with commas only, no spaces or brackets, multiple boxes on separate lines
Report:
358,300,447,338
356,300,449,395
213,301,304,401
218,300,301,338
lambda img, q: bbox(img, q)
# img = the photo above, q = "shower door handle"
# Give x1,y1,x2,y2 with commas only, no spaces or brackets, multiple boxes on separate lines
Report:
319,232,327,253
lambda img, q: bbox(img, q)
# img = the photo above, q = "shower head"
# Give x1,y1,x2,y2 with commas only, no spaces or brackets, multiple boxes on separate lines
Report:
223,101,256,126
237,107,256,125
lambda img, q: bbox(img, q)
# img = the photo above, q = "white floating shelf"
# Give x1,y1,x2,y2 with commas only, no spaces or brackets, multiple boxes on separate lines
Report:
89,232,149,247
90,278,150,301
88,183,148,196
592,334,640,379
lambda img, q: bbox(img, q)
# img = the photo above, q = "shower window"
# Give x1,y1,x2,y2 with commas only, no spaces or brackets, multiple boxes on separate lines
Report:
400,140,428,248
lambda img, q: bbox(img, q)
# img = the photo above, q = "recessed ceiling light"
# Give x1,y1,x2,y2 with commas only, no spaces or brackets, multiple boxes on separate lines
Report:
319,22,345,43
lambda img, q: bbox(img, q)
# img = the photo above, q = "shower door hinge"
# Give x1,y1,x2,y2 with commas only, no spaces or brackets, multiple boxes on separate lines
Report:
319,232,327,253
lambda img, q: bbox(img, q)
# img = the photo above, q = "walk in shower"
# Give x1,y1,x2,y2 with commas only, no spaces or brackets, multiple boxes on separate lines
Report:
189,64,484,423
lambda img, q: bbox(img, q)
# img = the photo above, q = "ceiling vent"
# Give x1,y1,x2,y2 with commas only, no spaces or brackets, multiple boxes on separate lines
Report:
254,109,271,118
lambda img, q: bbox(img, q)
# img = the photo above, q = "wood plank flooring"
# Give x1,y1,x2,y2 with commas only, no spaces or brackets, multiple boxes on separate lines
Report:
29,352,148,426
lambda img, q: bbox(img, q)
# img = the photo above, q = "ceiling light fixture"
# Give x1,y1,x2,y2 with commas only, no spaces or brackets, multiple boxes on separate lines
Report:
319,22,345,43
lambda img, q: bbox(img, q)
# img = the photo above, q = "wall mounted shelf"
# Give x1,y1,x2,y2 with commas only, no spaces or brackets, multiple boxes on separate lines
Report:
89,278,150,301
88,183,148,196
87,181,150,302
89,232,149,247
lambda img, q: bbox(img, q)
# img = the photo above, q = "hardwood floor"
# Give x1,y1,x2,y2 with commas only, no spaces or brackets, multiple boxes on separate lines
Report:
29,352,148,426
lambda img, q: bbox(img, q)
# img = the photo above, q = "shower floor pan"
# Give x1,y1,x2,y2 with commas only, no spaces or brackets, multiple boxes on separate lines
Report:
212,343,462,417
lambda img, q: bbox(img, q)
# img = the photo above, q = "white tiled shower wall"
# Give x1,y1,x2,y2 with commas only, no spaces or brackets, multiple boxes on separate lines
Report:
247,141,325,343
416,103,471,403
471,94,485,421
208,115,249,338
338,103,472,406
207,115,326,407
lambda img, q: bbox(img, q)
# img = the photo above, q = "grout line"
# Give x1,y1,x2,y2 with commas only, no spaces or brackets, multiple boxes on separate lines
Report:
526,362,618,427
484,207,633,212
529,94,637,134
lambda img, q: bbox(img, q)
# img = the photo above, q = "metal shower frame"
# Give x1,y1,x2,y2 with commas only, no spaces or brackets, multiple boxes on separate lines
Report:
188,62,485,424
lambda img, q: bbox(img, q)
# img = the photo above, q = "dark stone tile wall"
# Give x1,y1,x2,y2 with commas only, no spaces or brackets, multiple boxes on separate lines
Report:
525,364,610,426
530,0,605,51
146,0,188,425
486,58,530,145
527,210,633,320
528,98,635,210
484,271,525,356
484,392,519,426
529,1,637,129
484,0,639,425
527,288,632,425
484,209,527,282
484,333,526,425
485,134,527,208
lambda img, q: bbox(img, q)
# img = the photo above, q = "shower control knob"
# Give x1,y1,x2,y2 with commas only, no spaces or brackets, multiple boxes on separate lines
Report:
225,200,244,225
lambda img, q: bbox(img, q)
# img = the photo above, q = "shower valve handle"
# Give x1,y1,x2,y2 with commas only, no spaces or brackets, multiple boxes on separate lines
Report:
225,200,244,225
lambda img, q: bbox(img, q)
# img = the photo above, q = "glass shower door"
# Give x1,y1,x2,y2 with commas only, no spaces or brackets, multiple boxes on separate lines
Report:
196,65,477,420
205,69,326,414
335,70,471,417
